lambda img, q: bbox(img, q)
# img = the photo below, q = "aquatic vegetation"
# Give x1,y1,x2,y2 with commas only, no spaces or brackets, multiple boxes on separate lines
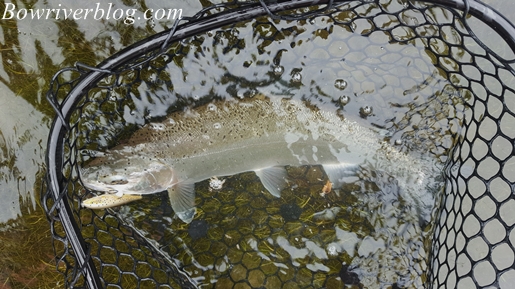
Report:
0,207,63,288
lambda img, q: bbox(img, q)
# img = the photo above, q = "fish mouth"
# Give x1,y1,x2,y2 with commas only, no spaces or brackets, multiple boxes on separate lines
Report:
80,168,129,193
80,161,175,196
80,169,164,195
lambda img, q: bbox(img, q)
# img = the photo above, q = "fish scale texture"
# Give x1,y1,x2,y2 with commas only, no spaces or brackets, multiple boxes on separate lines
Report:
42,1,515,288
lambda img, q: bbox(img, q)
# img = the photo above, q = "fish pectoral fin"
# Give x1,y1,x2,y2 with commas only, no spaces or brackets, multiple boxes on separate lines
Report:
322,163,359,188
168,182,196,223
255,166,288,198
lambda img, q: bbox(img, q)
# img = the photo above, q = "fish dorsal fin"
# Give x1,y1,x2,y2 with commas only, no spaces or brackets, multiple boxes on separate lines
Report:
255,166,288,197
322,163,359,188
167,181,196,223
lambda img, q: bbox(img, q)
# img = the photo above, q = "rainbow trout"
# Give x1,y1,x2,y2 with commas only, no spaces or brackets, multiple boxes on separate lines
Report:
80,95,440,223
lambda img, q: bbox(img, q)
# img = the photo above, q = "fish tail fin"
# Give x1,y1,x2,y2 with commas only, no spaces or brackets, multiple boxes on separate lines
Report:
168,181,196,223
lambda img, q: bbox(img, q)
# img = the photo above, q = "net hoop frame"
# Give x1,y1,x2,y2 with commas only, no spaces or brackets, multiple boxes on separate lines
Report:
43,0,515,288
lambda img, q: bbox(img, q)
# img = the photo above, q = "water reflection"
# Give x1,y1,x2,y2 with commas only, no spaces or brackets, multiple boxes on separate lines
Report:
0,92,47,221
0,0,202,223
1,0,515,288
0,0,202,286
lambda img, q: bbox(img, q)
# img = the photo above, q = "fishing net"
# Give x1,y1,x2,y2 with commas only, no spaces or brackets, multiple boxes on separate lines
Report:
42,0,515,288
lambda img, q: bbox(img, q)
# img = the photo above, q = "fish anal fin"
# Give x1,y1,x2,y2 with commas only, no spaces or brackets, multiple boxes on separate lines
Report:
322,163,359,188
168,181,196,223
255,166,288,198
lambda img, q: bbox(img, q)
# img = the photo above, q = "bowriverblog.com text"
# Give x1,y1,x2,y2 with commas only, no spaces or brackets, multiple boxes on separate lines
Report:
2,3,182,25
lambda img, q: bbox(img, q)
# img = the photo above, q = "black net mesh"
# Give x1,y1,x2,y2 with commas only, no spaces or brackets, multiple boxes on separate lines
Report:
42,0,515,288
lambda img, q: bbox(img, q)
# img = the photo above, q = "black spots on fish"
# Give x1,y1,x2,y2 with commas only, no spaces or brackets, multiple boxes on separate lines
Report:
188,219,208,240
339,265,362,287
280,203,302,222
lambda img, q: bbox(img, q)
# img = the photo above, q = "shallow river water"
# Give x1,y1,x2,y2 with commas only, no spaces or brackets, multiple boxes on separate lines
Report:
0,0,514,288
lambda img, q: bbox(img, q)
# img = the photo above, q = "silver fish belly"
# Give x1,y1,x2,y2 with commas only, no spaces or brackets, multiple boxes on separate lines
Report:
80,96,440,223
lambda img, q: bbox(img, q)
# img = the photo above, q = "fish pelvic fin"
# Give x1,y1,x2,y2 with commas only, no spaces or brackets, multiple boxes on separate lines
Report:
322,163,360,188
168,181,196,223
255,166,288,198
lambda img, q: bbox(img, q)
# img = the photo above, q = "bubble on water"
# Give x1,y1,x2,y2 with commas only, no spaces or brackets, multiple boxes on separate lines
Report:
151,123,165,131
273,65,284,76
360,106,373,116
327,244,339,257
291,72,302,83
207,103,217,111
338,95,350,105
193,95,200,100
334,79,347,90
147,18,156,28
395,139,403,145
213,123,222,129
130,110,136,115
